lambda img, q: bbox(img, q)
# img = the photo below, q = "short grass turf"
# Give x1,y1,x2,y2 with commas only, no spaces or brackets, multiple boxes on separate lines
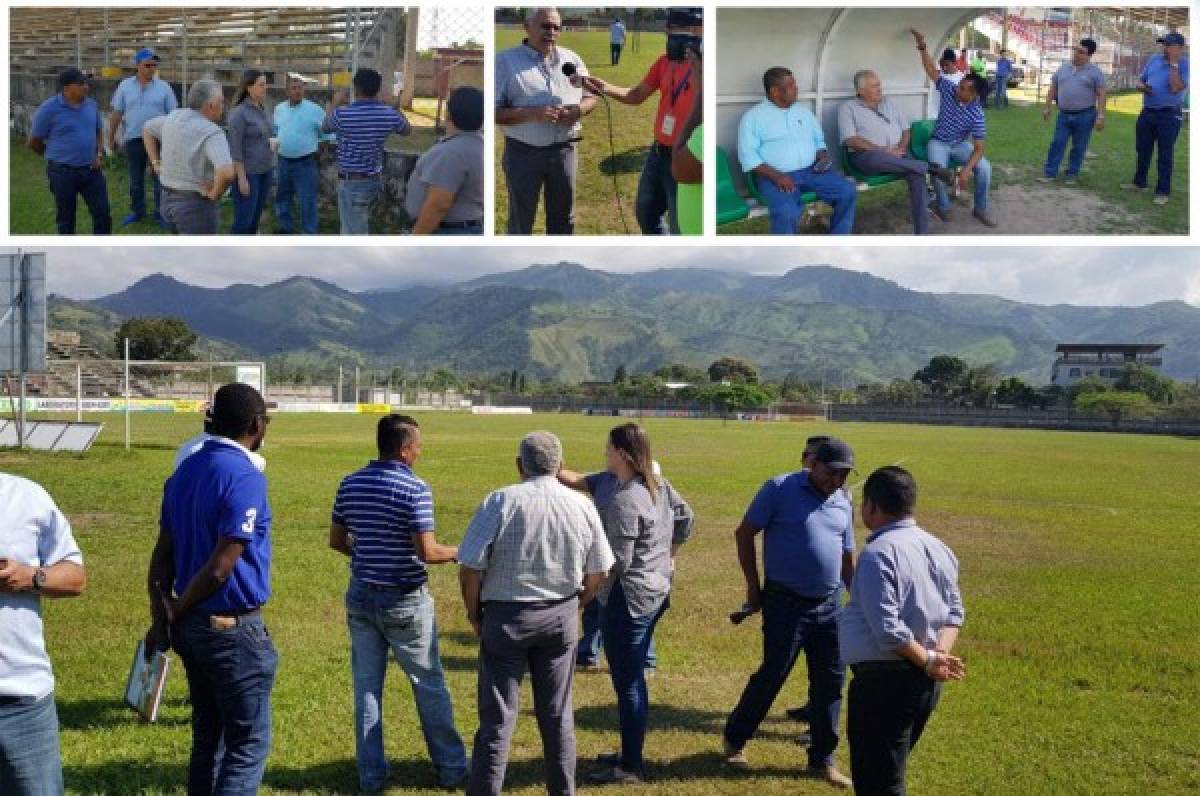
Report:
9,99,444,236
3,412,1198,794
495,27,670,236
719,90,1189,236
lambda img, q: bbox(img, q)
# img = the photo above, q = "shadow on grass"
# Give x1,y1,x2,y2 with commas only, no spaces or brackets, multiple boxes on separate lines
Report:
599,148,648,176
57,696,189,730
575,702,807,744
65,759,189,793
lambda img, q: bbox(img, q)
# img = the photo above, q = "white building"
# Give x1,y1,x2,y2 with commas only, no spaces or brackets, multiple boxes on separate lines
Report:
1050,344,1164,387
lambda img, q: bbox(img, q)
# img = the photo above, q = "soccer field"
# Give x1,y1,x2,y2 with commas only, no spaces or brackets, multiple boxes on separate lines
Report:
2,412,1197,794
494,27,667,236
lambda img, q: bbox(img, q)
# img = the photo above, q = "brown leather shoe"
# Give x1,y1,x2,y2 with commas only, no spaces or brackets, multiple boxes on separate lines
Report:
805,765,853,789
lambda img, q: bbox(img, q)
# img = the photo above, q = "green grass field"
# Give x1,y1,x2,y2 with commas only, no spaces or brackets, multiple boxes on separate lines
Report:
720,91,1189,235
2,412,1198,794
495,27,667,236
9,100,444,236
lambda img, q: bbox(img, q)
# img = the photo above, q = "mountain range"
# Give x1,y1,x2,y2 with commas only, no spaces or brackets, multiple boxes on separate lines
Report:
47,263,1200,384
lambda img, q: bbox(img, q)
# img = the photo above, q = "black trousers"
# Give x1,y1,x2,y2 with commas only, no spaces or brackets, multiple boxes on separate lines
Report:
847,665,941,795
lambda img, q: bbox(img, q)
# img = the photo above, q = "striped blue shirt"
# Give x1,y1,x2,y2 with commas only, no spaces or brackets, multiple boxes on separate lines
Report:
932,76,986,145
332,460,433,587
322,100,410,175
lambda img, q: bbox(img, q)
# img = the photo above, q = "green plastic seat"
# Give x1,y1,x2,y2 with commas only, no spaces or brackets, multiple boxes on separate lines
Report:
716,146,750,225
908,119,936,162
841,146,900,188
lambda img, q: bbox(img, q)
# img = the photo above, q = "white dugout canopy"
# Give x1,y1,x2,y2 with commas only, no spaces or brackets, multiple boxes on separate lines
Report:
716,7,987,180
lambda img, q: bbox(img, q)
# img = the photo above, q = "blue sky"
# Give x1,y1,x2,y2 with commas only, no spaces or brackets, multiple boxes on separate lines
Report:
34,245,1200,307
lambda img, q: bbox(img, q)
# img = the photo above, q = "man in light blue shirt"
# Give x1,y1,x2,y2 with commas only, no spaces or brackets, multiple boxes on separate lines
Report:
1122,32,1189,203
609,17,626,65
738,67,856,235
0,473,86,795
840,466,964,796
108,48,177,227
273,76,327,234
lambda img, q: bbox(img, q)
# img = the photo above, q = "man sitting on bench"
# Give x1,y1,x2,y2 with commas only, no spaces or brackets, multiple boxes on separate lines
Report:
838,70,954,235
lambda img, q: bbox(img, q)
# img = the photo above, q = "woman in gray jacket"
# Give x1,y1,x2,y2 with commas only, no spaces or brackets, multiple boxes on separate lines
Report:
227,69,275,234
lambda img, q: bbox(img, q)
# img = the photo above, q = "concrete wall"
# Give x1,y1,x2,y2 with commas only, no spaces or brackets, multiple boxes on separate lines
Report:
11,73,421,231
716,7,983,191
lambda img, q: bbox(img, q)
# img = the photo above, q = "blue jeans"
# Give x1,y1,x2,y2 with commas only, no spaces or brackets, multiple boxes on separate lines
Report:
926,139,992,213
755,168,856,235
599,581,668,772
275,156,319,234
724,582,845,769
0,694,63,795
577,599,657,668
994,79,1009,108
1134,107,1184,196
231,171,272,235
338,176,382,235
172,612,278,796
125,136,162,219
346,580,467,790
1044,108,1096,178
46,161,111,235
635,143,679,234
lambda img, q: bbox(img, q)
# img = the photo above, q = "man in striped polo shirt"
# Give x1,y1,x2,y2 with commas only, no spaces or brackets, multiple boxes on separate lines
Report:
910,30,996,228
322,68,411,235
329,414,467,791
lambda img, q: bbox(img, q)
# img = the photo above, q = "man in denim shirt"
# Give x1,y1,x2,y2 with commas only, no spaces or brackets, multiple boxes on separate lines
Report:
329,415,467,791
723,439,857,788
840,466,965,796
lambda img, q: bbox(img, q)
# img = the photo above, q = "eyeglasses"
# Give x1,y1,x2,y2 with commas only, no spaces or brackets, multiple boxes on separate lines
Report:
539,23,562,31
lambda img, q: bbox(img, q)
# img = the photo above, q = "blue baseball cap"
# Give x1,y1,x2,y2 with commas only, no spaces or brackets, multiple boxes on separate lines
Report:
134,48,160,65
1158,32,1185,47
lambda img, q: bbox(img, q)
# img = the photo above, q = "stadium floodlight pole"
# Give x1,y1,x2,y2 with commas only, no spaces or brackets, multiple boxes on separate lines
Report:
76,364,82,422
124,337,131,452
338,364,344,404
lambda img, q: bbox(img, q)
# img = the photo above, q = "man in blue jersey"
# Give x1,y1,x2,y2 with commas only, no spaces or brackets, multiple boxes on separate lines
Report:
322,67,411,234
909,29,996,228
329,415,468,791
723,439,857,788
145,382,276,795
1122,32,1189,205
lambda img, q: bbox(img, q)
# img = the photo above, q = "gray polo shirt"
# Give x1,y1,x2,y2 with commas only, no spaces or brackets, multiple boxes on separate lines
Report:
495,41,587,147
838,96,910,148
404,131,484,223
226,101,275,175
1051,63,1106,112
457,475,614,603
143,109,233,193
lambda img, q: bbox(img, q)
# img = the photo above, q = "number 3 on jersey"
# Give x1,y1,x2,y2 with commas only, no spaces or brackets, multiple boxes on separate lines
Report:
241,508,258,534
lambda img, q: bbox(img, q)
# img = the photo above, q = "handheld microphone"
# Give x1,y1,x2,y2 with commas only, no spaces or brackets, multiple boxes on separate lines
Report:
561,61,582,88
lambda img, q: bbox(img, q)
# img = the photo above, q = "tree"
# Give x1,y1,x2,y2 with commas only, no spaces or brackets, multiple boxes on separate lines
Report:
613,364,629,384
708,356,759,384
1114,363,1176,404
654,363,707,384
518,373,527,393
426,367,460,391
115,317,198,361
509,369,519,391
962,364,1000,408
1075,390,1154,424
912,355,968,400
994,376,1039,408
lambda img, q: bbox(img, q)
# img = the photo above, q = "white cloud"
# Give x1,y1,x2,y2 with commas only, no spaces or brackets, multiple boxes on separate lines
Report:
26,244,1200,308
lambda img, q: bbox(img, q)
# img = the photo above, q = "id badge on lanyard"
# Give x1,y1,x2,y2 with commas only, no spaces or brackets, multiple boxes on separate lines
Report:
661,64,692,139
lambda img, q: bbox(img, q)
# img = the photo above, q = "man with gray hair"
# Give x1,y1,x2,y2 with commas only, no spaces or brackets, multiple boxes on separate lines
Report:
838,70,954,235
143,78,235,234
458,431,614,796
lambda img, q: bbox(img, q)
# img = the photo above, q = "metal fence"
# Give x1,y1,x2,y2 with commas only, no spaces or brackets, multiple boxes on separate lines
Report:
830,404,1200,436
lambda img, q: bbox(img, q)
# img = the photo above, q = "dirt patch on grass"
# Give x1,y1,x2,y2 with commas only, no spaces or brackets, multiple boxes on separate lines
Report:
850,178,1137,235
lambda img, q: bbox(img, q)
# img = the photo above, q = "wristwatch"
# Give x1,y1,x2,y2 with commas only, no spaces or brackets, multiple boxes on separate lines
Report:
31,567,47,593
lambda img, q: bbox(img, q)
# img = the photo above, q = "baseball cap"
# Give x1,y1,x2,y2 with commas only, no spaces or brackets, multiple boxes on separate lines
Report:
58,68,88,89
1158,32,1185,47
815,439,855,471
134,48,160,65
803,435,831,456
667,8,703,27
